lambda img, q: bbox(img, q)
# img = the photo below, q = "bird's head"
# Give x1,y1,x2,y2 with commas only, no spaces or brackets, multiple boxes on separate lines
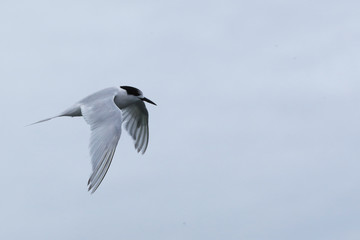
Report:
120,86,157,105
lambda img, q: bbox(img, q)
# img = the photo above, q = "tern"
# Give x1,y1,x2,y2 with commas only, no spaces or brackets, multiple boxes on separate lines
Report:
31,86,156,193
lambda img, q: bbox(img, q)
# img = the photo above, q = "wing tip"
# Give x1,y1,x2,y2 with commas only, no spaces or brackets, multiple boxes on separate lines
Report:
87,179,98,194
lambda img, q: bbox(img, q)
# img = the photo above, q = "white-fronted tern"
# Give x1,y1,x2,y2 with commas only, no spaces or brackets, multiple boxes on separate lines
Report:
31,86,156,193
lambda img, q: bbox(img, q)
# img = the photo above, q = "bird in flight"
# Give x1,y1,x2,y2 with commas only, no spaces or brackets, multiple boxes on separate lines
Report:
30,86,156,193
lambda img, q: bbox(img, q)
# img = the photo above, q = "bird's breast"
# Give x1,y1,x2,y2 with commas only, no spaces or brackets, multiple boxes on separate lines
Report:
114,94,139,109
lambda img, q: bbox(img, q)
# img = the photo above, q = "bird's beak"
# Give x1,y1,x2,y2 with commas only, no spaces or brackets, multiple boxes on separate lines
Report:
142,97,157,106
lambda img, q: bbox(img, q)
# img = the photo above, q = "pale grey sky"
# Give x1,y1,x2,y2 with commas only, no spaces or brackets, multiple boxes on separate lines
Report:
1,0,360,239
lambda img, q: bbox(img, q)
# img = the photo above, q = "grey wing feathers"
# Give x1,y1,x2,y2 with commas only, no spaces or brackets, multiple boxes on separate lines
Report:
122,101,150,154
80,89,123,193
86,124,119,193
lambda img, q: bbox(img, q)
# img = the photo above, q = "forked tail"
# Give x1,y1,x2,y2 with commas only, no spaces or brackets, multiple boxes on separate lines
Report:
27,104,82,126
26,116,59,126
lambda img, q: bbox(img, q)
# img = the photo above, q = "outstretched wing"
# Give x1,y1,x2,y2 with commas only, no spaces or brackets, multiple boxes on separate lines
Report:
122,101,149,154
80,88,123,193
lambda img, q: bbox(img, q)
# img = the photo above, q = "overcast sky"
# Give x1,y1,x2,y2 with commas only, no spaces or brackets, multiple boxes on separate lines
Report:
1,0,360,239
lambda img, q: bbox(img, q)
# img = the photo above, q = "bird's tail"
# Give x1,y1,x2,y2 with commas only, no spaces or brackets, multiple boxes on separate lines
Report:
27,104,82,127
26,116,60,126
